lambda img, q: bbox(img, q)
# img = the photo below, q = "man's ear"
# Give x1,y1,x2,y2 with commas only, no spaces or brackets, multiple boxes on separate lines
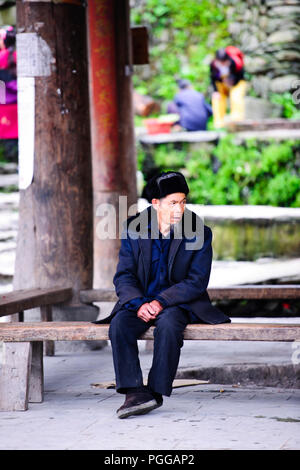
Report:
151,198,160,211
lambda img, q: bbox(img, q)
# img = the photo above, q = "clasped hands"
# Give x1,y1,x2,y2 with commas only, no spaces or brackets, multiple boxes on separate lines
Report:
137,299,164,323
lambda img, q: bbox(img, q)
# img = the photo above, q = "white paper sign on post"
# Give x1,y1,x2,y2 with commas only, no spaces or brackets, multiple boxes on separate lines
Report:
16,32,53,190
17,32,53,78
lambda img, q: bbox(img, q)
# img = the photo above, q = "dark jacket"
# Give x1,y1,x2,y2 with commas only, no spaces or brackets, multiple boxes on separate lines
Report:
96,205,230,325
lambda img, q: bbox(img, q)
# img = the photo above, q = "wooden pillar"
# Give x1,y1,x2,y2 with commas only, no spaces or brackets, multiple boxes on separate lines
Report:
115,0,138,217
87,0,137,289
13,1,97,321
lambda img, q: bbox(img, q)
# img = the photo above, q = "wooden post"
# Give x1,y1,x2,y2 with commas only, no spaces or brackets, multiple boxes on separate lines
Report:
114,0,138,210
40,305,54,356
0,341,43,411
13,1,98,324
87,0,137,290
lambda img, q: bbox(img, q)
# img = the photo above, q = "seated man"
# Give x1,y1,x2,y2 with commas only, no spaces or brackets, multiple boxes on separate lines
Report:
168,79,212,131
95,171,230,419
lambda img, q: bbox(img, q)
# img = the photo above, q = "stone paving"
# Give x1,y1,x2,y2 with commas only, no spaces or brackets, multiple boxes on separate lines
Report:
0,342,299,450
1,177,300,451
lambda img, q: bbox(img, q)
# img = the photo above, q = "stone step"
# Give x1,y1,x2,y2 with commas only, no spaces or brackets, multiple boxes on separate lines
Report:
226,119,300,132
0,174,18,190
0,163,18,175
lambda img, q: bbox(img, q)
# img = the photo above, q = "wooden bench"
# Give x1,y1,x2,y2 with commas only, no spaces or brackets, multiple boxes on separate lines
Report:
0,286,73,356
1,285,300,411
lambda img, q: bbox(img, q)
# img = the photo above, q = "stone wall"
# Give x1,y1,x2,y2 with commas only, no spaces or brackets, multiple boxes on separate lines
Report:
225,0,300,98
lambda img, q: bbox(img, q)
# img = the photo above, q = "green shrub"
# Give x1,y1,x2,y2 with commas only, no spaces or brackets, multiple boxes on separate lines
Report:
139,136,300,207
270,92,300,120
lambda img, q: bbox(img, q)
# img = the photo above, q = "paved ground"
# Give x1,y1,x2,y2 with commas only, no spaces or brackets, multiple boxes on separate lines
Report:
0,336,299,451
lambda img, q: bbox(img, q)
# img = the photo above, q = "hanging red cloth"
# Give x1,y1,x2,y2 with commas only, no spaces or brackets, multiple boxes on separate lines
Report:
0,48,18,139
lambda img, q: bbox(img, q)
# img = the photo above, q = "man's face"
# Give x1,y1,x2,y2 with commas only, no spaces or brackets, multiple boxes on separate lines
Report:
152,192,187,227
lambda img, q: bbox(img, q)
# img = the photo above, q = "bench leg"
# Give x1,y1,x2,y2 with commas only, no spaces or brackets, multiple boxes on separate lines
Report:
29,341,44,403
40,305,55,356
0,342,32,411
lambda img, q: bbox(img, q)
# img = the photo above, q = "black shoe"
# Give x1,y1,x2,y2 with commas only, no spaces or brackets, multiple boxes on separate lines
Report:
117,389,161,419
151,390,163,407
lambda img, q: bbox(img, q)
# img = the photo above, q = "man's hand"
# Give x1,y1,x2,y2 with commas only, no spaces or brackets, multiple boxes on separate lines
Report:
150,300,164,316
137,300,164,322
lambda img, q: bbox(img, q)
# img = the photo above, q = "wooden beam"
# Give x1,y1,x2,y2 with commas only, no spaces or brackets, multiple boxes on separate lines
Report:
0,287,73,317
0,322,299,342
79,285,300,304
207,285,300,300
80,288,117,303
131,26,149,65
2,284,299,317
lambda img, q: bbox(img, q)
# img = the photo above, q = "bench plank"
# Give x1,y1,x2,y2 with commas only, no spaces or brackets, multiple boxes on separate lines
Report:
207,285,300,300
79,285,300,304
0,287,73,317
0,321,299,342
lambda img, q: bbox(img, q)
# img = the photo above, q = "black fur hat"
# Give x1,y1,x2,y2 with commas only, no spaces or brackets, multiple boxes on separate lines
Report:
142,171,189,203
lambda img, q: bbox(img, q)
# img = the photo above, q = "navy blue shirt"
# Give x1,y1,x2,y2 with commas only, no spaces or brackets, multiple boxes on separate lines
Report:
124,230,173,311
123,225,199,323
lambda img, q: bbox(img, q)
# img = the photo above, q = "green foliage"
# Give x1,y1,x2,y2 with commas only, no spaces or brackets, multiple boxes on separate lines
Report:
153,144,186,169
209,137,300,207
131,0,230,103
140,136,300,207
270,92,300,119
132,0,300,208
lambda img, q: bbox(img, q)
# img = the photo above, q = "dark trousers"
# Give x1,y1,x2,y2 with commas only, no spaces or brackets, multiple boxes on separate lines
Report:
109,306,190,397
